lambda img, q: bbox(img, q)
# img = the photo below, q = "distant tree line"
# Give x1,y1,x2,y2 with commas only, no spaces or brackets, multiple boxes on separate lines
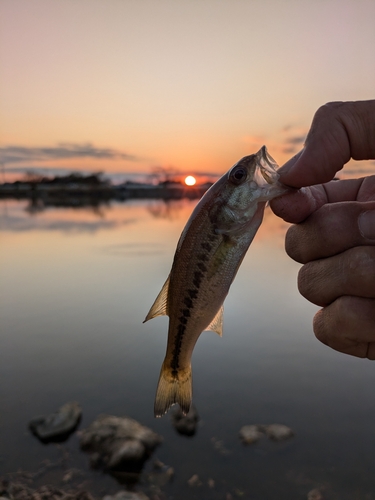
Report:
21,171,109,186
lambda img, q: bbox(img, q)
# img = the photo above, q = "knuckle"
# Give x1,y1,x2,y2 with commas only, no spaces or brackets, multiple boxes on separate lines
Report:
313,309,327,343
313,296,375,358
345,246,375,290
298,259,337,306
297,263,317,299
285,224,305,262
313,102,343,123
285,217,322,263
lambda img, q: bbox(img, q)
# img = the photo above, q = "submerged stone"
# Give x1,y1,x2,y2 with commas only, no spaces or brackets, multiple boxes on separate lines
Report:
307,488,324,500
239,425,264,444
29,401,82,442
171,405,199,436
265,424,294,441
239,423,294,444
145,460,174,489
103,491,149,500
79,414,163,472
0,478,94,499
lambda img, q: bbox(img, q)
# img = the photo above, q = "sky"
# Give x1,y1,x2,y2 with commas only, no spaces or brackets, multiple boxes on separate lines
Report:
1,0,375,182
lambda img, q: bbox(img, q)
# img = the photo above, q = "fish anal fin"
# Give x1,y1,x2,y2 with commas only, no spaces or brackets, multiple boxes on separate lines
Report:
205,305,224,337
143,275,170,323
154,362,192,417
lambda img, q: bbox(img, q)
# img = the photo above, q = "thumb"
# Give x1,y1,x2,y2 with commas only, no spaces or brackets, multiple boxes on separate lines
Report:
278,100,375,188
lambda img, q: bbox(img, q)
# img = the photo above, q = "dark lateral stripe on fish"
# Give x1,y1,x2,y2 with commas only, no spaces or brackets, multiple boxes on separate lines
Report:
170,250,212,376
184,297,194,308
197,262,207,272
171,323,186,375
197,253,209,262
201,242,212,251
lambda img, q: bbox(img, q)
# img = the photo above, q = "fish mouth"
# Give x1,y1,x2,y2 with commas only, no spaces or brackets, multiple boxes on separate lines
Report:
255,146,280,186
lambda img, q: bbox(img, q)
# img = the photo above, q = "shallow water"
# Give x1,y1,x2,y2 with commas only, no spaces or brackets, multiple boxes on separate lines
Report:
1,198,375,499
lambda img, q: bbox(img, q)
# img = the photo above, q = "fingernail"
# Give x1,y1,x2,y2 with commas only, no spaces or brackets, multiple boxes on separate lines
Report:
358,210,375,240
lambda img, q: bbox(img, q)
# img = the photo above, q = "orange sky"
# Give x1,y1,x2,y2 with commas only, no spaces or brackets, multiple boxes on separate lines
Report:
1,0,375,181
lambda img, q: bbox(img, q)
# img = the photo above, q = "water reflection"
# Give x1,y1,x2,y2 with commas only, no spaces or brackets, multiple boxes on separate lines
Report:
1,199,375,499
99,242,166,257
146,199,191,220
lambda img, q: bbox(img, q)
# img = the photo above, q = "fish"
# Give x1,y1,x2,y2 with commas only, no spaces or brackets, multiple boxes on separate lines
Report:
144,146,289,417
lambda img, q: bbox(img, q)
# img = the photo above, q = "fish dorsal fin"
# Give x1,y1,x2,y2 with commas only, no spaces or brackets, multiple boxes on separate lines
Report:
205,305,224,337
143,275,170,323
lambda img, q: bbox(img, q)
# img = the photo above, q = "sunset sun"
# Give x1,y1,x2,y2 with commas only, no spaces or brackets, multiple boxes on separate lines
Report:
184,175,196,186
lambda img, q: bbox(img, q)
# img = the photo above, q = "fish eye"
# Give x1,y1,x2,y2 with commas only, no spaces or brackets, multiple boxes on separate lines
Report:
229,166,247,184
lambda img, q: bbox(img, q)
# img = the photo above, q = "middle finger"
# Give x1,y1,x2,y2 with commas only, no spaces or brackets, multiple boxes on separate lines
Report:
298,245,375,307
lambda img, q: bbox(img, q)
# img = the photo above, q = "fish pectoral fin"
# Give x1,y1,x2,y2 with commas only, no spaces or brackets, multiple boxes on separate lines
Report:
143,275,170,323
205,305,224,337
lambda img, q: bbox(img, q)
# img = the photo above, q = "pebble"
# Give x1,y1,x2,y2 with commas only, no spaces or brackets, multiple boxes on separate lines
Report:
239,425,264,444
211,436,232,455
239,423,294,444
187,474,202,487
265,424,294,441
146,460,174,488
103,491,149,500
171,405,199,436
307,488,324,500
28,401,82,442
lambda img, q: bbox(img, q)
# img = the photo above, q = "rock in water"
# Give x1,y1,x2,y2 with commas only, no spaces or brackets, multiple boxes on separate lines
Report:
79,415,163,471
239,425,264,444
307,488,324,500
265,424,294,441
171,405,199,436
239,423,294,444
29,401,82,442
103,492,150,500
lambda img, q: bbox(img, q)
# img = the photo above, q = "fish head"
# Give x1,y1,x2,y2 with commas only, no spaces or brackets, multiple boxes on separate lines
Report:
212,146,289,235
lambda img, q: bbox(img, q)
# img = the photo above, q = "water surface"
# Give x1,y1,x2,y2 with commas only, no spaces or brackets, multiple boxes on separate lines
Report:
1,198,375,499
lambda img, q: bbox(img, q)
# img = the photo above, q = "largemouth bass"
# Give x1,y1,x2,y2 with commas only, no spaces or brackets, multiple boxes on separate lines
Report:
144,146,289,417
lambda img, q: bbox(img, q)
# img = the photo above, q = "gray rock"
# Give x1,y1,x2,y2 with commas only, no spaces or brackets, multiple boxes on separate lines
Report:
307,488,324,500
146,460,174,488
171,405,199,436
239,425,264,444
265,424,294,441
29,401,82,442
103,491,149,500
187,474,202,487
79,414,163,471
239,423,294,444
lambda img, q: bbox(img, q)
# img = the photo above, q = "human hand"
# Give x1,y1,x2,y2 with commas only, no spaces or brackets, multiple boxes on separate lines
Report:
270,100,375,359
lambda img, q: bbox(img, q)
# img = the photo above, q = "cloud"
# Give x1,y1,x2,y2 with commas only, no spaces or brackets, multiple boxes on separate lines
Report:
0,143,138,164
281,131,307,155
243,127,308,161
284,135,306,145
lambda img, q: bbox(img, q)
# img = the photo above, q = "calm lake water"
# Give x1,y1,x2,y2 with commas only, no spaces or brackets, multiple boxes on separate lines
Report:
1,198,375,499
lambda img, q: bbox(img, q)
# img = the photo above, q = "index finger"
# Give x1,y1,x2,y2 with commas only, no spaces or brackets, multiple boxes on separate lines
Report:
278,100,375,188
270,177,365,223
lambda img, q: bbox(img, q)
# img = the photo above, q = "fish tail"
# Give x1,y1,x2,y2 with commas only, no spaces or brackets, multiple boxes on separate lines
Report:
154,362,192,418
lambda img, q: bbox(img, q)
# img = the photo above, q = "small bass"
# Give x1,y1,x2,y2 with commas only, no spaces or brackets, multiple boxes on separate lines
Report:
144,146,288,417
